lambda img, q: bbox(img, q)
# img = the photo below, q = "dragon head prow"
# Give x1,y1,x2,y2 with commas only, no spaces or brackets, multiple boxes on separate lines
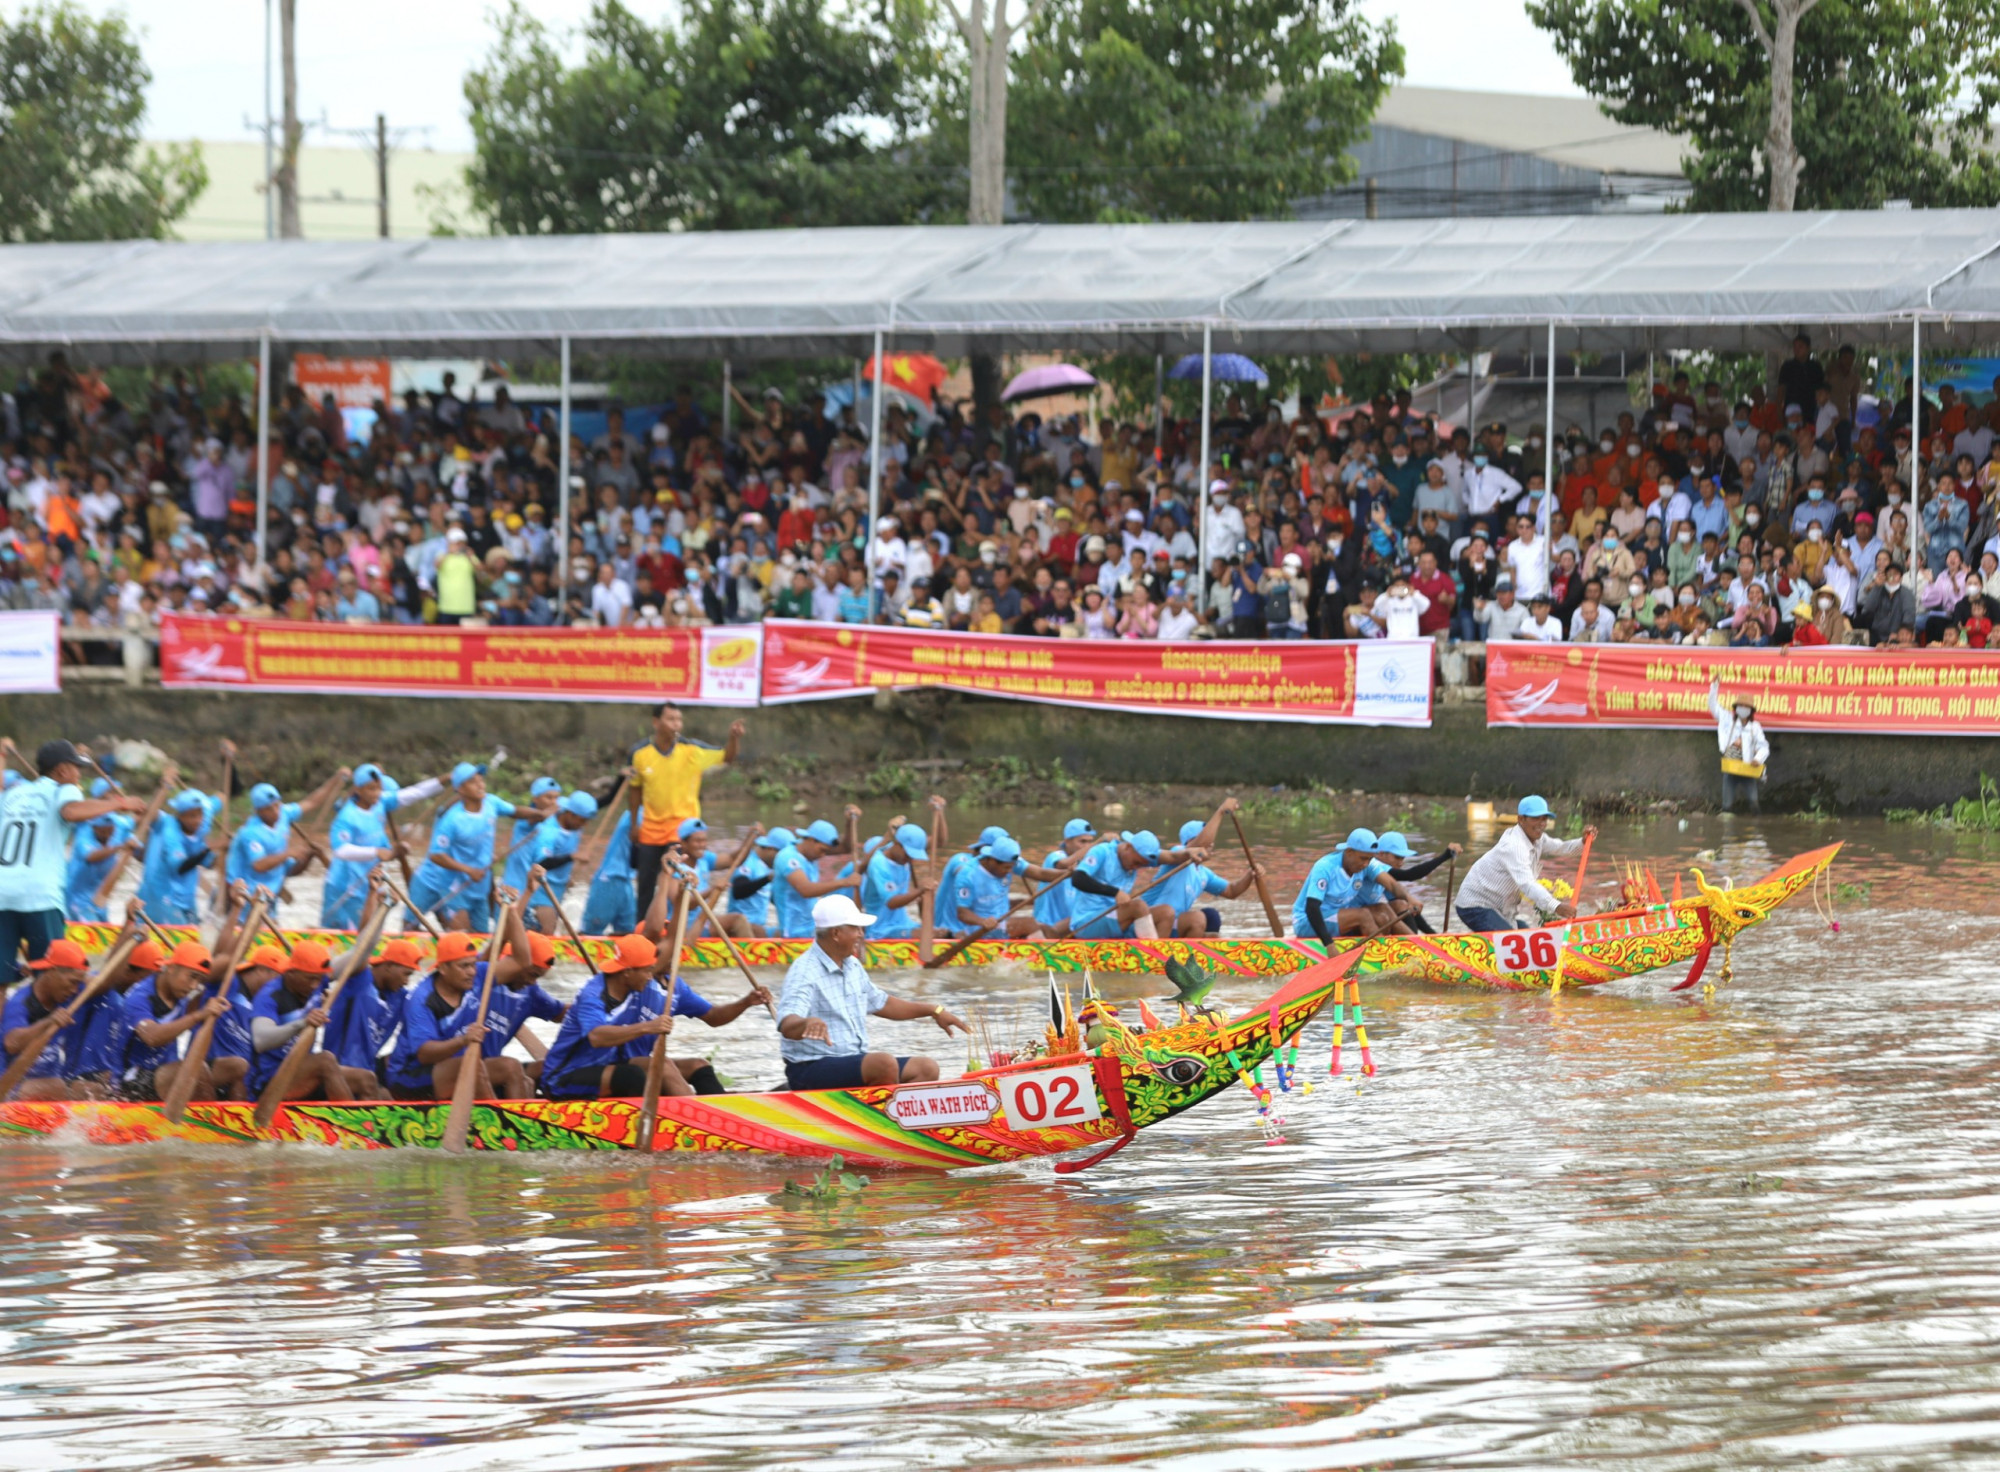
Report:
1690,865,1773,938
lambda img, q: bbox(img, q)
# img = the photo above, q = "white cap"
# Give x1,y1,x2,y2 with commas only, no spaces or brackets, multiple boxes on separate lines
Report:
1209,478,1231,496
811,894,876,930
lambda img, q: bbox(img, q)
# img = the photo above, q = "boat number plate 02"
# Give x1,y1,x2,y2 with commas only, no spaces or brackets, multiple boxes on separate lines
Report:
1493,925,1567,973
885,1080,1002,1127
998,1064,1102,1130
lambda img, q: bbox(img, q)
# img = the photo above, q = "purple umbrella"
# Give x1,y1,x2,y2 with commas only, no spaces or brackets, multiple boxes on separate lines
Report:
1002,363,1098,403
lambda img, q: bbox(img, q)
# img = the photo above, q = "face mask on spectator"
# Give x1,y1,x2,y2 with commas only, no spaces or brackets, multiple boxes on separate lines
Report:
1677,529,1693,544
1889,492,1905,506
1600,437,1616,453
1678,588,1696,605
1972,582,1985,597
1473,454,1488,468
1808,524,1824,540
1746,511,1761,526
1734,705,1752,721
1603,535,1617,549
1628,582,1645,599
1626,444,1640,457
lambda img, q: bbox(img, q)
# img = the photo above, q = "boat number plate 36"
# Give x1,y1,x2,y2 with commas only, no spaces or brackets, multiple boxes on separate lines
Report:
1493,925,1567,973
999,1064,1102,1130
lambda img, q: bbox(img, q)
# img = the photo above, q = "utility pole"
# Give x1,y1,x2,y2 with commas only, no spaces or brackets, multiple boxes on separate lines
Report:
263,0,274,239
376,114,388,237
276,0,301,238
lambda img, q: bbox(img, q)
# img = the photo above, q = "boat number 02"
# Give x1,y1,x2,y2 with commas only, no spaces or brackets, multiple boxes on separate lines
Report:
999,1064,1102,1130
1494,926,1566,973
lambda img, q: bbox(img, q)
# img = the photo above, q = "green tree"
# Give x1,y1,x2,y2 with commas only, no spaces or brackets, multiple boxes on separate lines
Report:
1526,0,2000,211
465,0,953,233
995,0,1401,223
0,3,205,242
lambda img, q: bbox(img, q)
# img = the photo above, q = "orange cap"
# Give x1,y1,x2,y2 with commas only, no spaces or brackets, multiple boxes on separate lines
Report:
611,933,657,972
242,944,289,973
127,939,165,973
286,941,331,975
434,933,482,964
164,940,212,973
506,931,556,967
28,939,89,971
375,938,424,969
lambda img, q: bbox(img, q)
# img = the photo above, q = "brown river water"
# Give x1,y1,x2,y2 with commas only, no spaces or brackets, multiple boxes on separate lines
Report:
5,801,2000,1470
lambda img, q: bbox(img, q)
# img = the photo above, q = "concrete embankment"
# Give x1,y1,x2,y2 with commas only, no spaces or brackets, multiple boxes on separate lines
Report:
0,686,1990,813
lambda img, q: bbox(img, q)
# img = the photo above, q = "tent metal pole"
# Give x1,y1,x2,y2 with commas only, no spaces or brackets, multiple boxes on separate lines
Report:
1198,325,1213,596
866,330,886,621
557,334,571,594
1465,350,1474,430
255,331,271,568
1544,322,1556,501
1911,315,1922,572
721,358,731,446
1154,352,1164,452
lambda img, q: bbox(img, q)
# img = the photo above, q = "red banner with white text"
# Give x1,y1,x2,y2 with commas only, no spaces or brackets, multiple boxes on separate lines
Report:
1486,641,2000,736
760,621,1432,725
157,615,763,705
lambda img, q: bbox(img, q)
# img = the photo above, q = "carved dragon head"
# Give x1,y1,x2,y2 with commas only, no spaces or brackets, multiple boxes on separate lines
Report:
1689,866,1774,940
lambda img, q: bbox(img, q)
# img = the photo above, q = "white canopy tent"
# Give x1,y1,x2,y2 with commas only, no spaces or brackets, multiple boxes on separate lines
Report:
7,208,1999,580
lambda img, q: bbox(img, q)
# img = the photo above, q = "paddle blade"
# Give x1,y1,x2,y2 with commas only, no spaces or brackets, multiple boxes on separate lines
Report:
251,1029,315,1130
160,1017,218,1122
441,1047,480,1154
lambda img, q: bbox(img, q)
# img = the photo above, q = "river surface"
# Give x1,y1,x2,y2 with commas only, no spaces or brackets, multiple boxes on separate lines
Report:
6,805,2000,1469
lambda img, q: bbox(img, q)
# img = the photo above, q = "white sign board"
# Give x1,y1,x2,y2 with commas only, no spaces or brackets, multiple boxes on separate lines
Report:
1352,640,1434,726
0,612,59,693
697,625,763,706
885,1080,999,1128
1493,925,1567,974
997,1064,1102,1131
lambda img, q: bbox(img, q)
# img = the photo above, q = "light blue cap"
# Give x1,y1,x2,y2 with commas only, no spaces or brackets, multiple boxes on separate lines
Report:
803,819,840,845
895,823,929,860
450,761,484,787
1335,827,1379,852
982,836,1022,864
1516,795,1552,819
1374,831,1415,858
1178,819,1205,845
88,778,113,798
530,776,562,798
977,825,1009,848
248,782,280,809
169,789,207,814
760,826,793,849
563,791,599,818
1121,829,1162,861
677,817,708,839
353,763,389,789
1063,818,1096,840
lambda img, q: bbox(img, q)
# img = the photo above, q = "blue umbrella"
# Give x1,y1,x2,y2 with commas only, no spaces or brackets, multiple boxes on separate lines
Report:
1168,352,1267,383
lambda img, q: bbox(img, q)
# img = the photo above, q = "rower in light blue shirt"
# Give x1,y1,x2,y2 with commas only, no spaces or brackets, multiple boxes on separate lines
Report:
859,823,929,939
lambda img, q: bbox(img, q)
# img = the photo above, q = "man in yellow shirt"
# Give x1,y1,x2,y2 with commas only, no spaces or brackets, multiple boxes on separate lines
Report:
629,700,746,913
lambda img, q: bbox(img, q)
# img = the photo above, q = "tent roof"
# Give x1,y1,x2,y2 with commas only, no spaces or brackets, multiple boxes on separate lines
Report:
5,209,2000,364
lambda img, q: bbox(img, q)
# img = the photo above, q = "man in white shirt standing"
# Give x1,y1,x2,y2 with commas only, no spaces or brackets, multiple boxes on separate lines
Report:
1504,513,1551,600
1452,795,1591,932
1463,450,1522,525
1202,481,1245,565
866,517,907,589
1370,573,1430,640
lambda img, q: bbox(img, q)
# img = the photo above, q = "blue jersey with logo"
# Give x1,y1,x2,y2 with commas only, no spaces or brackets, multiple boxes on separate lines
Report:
247,979,325,1092
480,973,566,1059
324,791,412,927
528,817,581,899
950,858,1017,929
325,970,405,1070
540,976,710,1094
412,796,518,899
860,850,915,938
771,844,819,938
65,815,131,922
73,976,148,1077
1144,862,1227,916
1,984,80,1079
1068,841,1144,930
1292,854,1388,935
137,798,220,920
0,776,84,913
730,852,773,927
226,802,303,892
118,978,192,1079
383,974,476,1091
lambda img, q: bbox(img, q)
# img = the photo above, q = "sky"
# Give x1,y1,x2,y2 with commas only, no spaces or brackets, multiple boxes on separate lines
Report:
62,0,1584,155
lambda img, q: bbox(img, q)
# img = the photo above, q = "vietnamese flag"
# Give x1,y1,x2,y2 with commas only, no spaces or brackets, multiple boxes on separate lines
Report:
863,352,949,405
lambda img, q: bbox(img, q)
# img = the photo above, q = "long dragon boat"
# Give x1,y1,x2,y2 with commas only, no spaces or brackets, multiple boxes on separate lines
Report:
61,843,1838,992
0,949,1359,1170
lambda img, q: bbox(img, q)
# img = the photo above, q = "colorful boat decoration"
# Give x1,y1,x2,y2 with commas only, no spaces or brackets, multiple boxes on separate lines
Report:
0,949,1360,1169
62,845,1836,993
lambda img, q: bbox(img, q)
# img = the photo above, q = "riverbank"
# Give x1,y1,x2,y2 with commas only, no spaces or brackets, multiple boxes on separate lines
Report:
2,686,1995,814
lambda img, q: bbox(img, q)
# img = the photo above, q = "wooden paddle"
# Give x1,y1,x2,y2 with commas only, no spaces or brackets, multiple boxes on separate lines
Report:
0,921,144,1102
382,801,418,892
1228,809,1283,938
160,896,269,1122
209,743,235,915
676,865,778,1020
94,765,178,910
1440,852,1458,932
636,885,694,1152
377,874,443,940
251,901,392,1129
537,874,606,972
1550,830,1595,996
442,887,526,1155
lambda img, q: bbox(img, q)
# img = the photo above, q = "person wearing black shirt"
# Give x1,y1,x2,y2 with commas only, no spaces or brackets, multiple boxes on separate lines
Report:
1777,334,1827,420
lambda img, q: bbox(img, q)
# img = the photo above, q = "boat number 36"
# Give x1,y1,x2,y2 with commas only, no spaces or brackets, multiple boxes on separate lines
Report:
1000,1064,1102,1130
1493,926,1566,973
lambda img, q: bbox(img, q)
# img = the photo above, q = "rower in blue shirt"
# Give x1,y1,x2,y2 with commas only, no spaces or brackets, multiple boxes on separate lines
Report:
726,828,785,937
137,789,222,924
527,791,597,933
1033,818,1098,939
1066,830,1174,939
933,826,1009,933
68,934,164,1096
407,762,517,931
503,777,564,895
1144,818,1261,938
1293,828,1398,946
381,932,489,1100
581,809,638,935
114,940,229,1103
248,942,373,1104
860,823,930,940
324,936,422,1087
770,818,861,939
537,932,685,1099
324,764,440,930
226,782,305,908
65,803,134,923
0,939,95,1101
480,929,566,1095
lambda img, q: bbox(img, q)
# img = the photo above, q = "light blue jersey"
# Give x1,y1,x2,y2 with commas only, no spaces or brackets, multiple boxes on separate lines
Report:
137,797,220,924
860,849,915,939
324,789,412,929
1292,855,1388,937
227,803,304,894
0,776,84,913
729,851,774,928
1144,863,1226,916
529,816,581,899
1067,840,1144,932
771,844,819,939
64,815,131,922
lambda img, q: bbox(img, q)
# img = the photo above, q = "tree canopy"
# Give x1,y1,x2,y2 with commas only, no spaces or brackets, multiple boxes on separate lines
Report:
1526,0,2000,210
0,3,205,243
1000,0,1402,222
464,0,953,233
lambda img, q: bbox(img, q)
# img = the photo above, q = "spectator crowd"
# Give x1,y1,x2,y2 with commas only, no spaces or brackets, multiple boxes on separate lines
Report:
7,333,2000,656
